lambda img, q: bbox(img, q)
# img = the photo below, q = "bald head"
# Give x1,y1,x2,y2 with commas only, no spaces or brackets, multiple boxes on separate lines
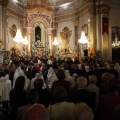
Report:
74,102,94,120
24,104,50,120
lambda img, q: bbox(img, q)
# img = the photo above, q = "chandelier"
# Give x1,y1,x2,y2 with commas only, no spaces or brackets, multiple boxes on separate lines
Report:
13,29,24,43
78,31,89,44
22,37,29,45
52,37,59,45
13,1,24,43
112,36,120,47
78,0,89,44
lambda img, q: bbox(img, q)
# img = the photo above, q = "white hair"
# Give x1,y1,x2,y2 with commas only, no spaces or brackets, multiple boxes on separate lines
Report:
76,76,87,89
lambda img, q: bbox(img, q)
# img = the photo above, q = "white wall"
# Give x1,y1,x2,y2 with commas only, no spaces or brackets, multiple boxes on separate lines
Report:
8,16,24,52
78,12,90,39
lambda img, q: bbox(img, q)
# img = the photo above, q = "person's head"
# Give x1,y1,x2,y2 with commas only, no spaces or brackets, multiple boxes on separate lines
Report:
28,62,34,68
34,78,43,89
52,86,68,103
26,89,39,104
114,104,120,120
74,102,94,120
14,76,25,90
14,61,20,69
35,73,41,79
102,72,115,83
24,104,50,120
56,69,65,80
76,76,87,89
88,75,97,84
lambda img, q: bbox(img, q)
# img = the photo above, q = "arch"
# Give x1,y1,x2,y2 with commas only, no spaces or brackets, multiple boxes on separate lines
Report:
33,22,46,47
30,17,51,28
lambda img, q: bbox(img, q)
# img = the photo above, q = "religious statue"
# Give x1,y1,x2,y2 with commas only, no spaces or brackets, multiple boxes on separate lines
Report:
60,27,73,55
60,27,72,45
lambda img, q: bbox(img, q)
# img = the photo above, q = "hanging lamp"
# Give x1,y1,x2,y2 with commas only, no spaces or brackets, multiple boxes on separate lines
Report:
13,29,24,43
22,36,29,45
13,2,24,43
78,0,89,44
52,37,59,45
78,31,89,44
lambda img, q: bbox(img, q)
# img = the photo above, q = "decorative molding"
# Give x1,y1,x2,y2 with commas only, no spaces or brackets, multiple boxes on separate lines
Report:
73,18,79,26
96,4,110,15
27,7,53,28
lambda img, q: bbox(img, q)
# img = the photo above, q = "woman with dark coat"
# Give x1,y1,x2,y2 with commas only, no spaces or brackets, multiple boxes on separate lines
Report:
9,76,27,120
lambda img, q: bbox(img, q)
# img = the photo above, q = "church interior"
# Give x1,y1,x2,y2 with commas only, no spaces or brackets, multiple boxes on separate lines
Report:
1,1,120,120
0,0,120,62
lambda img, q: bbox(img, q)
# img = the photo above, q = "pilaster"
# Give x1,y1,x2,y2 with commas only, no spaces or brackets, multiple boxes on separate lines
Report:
26,27,32,53
0,5,2,39
96,2,110,60
89,0,97,56
2,0,8,50
73,17,79,57
47,28,54,55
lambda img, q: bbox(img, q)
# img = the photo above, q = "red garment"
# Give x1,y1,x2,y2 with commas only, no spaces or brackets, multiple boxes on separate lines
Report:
51,80,70,94
99,82,109,95
35,66,40,72
99,92,120,120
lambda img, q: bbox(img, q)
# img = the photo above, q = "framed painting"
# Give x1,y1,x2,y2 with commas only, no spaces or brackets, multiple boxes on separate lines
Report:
112,26,120,43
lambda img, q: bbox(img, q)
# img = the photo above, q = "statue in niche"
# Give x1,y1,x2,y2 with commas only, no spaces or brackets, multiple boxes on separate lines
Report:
35,26,41,42
9,24,17,38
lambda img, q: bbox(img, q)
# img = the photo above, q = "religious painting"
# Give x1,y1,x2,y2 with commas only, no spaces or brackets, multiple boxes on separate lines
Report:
111,26,120,43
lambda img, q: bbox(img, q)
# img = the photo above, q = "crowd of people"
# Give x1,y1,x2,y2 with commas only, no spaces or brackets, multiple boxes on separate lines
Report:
0,55,120,120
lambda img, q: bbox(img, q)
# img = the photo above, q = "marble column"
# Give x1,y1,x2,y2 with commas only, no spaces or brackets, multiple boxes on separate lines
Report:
73,18,79,57
2,0,8,50
0,2,2,39
26,27,32,54
96,2,102,53
89,0,97,57
96,2,110,60
47,28,53,56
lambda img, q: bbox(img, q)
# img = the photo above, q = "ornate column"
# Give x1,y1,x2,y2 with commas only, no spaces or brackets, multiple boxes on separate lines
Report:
2,0,8,50
96,1,110,60
89,0,97,56
26,27,32,55
96,1,102,53
0,1,2,39
47,28,53,56
73,17,79,57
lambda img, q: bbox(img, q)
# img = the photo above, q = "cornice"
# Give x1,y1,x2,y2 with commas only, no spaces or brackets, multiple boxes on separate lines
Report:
7,7,23,21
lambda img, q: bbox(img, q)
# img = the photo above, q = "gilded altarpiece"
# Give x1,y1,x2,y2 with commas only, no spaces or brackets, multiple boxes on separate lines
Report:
60,27,73,55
